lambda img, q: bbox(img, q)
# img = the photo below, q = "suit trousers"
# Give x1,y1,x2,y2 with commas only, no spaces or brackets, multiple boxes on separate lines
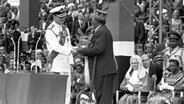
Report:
94,73,115,104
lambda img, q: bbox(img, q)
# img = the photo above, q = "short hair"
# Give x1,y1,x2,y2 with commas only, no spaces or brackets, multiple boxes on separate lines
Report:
169,59,179,67
95,18,106,25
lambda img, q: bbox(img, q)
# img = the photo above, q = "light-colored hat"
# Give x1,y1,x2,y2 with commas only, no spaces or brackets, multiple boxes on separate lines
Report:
49,5,67,18
92,9,107,21
67,3,75,8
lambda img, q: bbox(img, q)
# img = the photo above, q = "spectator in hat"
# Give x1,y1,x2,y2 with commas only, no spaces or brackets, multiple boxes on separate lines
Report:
77,9,117,104
164,31,184,72
45,5,75,104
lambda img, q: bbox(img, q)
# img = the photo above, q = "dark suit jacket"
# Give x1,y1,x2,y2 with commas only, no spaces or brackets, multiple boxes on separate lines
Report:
78,25,117,77
155,43,166,54
134,21,146,44
6,30,21,53
148,62,163,85
27,32,40,49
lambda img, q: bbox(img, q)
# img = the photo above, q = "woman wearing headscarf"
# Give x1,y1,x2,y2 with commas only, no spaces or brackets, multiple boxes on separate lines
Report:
118,55,150,104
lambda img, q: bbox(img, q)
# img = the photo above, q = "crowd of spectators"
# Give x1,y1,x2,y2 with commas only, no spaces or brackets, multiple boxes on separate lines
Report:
134,0,184,45
134,0,184,59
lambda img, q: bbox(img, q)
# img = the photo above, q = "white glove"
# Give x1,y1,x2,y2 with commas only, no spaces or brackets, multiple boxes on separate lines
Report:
126,84,134,92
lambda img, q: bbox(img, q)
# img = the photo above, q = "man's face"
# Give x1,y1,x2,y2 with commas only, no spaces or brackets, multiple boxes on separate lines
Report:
0,47,6,54
78,13,84,21
25,64,31,70
91,17,98,29
136,48,144,56
9,59,14,69
54,15,65,25
30,26,35,33
168,61,178,73
142,55,150,68
145,44,153,53
168,36,178,48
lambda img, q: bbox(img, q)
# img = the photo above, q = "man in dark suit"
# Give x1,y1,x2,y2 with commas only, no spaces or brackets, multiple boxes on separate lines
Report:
141,54,163,85
133,5,146,45
77,9,117,104
134,19,146,45
27,26,40,50
6,20,21,53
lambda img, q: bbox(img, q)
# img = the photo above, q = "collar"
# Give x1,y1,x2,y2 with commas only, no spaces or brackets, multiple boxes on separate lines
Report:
95,25,101,32
169,46,180,54
145,66,149,73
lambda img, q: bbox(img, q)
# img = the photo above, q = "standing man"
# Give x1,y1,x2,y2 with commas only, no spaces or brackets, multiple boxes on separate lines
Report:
45,5,74,104
77,9,117,104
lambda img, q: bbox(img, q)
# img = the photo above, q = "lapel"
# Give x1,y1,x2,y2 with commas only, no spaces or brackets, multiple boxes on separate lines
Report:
168,46,180,57
91,25,103,40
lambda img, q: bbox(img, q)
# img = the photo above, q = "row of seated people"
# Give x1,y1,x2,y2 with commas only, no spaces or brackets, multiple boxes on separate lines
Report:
118,54,184,104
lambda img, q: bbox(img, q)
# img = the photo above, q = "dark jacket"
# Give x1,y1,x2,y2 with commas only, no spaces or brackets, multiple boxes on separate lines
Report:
149,62,163,85
78,25,117,77
134,20,146,44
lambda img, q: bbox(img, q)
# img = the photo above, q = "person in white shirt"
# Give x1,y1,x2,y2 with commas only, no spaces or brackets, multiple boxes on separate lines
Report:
45,5,75,104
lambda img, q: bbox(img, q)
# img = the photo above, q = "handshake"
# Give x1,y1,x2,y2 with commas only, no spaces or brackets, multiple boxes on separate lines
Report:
159,83,174,91
71,45,87,56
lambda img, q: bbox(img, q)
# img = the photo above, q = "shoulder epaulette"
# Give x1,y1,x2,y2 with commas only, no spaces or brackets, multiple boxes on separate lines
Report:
47,24,55,30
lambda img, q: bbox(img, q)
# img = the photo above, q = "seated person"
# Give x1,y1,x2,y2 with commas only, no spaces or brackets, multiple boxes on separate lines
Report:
118,55,150,104
71,57,85,104
147,59,184,104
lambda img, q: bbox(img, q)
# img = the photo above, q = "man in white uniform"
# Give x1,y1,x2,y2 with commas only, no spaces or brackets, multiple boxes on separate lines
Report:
45,5,74,104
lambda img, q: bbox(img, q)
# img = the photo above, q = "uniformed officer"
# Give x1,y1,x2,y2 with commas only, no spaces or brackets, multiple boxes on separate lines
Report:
45,5,74,104
164,31,184,72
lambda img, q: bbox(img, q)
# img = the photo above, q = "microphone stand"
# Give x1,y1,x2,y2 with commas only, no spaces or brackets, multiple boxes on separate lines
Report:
35,34,42,73
17,35,22,73
10,37,16,72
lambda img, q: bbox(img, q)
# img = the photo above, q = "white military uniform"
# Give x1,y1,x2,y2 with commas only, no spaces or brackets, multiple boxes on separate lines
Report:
45,21,73,104
164,46,184,70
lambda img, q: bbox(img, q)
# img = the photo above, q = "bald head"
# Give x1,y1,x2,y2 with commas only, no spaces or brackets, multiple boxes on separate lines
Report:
141,54,150,68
